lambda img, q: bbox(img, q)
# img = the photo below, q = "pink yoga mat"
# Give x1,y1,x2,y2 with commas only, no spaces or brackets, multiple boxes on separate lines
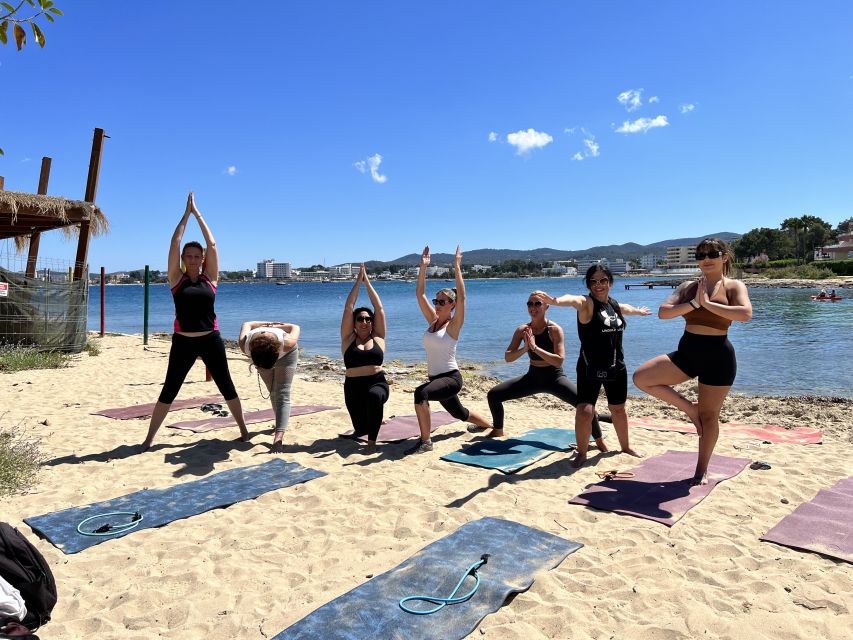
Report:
629,416,822,445
760,476,853,563
93,395,223,420
569,450,750,526
167,405,339,432
339,411,459,443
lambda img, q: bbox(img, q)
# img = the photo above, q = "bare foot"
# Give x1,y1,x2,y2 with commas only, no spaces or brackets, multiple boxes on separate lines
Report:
621,447,645,458
593,438,608,452
138,441,152,454
570,452,588,469
270,441,284,454
690,471,709,486
239,428,251,442
365,441,378,454
485,429,504,439
685,402,703,436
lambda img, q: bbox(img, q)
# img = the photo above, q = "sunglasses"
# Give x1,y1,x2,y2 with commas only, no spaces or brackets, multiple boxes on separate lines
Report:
432,298,451,306
589,278,610,286
355,316,373,323
526,300,543,307
695,250,722,260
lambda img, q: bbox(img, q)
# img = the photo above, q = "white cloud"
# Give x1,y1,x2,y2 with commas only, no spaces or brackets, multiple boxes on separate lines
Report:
21,157,31,163
224,165,237,176
648,95,660,104
571,152,584,161
355,154,387,183
564,127,577,135
488,131,498,142
615,115,669,134
680,103,696,114
583,138,600,157
617,88,643,112
506,128,553,155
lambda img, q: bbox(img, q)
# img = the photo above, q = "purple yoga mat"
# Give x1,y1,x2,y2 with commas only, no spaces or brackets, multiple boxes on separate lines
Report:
339,411,459,443
92,395,223,420
569,450,750,526
760,476,853,563
167,405,339,432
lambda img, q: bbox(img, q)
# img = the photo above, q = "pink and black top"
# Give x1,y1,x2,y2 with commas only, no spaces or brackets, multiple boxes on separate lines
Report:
171,273,218,333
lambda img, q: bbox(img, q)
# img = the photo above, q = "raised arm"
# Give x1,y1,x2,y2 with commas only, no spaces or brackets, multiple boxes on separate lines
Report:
448,245,465,337
340,267,363,343
658,281,697,320
188,192,218,283
619,303,652,316
415,246,437,324
167,195,193,286
699,279,753,322
533,291,586,310
363,266,386,340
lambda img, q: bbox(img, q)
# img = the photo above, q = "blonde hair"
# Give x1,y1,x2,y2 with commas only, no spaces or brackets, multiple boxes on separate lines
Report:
696,237,733,277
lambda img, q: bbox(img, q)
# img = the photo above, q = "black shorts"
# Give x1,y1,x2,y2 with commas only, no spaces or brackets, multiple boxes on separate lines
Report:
667,332,737,387
576,359,628,406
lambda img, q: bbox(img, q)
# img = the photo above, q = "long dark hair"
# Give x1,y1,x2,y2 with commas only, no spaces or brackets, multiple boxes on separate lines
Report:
584,264,613,288
696,237,733,277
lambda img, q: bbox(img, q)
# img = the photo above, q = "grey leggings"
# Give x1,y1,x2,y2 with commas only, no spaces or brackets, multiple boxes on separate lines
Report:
257,348,298,434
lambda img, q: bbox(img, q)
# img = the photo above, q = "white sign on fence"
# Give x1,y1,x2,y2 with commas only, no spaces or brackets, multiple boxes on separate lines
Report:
0,282,8,298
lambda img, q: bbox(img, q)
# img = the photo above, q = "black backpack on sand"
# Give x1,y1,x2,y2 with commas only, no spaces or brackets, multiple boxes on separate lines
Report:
0,522,57,631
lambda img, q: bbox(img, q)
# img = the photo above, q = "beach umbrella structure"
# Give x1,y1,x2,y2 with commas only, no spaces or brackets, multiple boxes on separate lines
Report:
0,128,108,352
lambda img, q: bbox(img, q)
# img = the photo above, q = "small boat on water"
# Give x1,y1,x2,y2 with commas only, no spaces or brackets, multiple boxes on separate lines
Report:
275,281,288,286
810,295,843,301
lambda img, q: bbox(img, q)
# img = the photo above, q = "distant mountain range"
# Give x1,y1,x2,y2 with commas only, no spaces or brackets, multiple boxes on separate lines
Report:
363,232,741,267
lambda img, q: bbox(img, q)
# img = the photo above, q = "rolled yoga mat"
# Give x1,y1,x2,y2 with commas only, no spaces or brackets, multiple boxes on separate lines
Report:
760,476,853,563
274,516,581,640
25,459,325,554
569,450,750,526
441,428,579,474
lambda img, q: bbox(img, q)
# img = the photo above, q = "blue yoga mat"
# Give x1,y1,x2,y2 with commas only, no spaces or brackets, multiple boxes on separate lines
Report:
275,516,581,640
440,428,578,473
25,459,325,554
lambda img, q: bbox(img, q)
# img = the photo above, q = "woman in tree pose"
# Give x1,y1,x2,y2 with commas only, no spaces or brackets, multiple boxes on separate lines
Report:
535,264,650,468
340,264,389,454
633,238,752,485
482,290,609,448
408,245,492,455
142,192,249,451
239,319,300,453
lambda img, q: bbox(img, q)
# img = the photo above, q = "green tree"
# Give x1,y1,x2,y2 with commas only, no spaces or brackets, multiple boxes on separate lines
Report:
836,218,852,235
731,227,792,261
781,217,804,261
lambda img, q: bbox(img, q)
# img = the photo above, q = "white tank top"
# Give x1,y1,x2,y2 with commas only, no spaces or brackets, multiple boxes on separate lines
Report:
242,327,289,357
423,322,459,376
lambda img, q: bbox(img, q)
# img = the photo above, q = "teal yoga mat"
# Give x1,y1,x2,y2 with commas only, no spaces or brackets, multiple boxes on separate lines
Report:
25,459,325,554
441,428,578,474
275,517,581,640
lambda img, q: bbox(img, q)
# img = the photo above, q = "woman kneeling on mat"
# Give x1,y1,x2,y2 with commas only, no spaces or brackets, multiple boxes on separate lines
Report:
407,245,492,455
481,291,608,447
239,319,300,453
340,264,388,454
141,192,249,451
534,265,650,468
633,238,752,485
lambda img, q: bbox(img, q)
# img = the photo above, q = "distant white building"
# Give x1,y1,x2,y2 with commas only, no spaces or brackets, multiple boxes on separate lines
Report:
665,246,694,269
640,253,662,269
329,263,356,277
256,259,292,279
542,261,578,276
470,264,491,273
426,266,450,277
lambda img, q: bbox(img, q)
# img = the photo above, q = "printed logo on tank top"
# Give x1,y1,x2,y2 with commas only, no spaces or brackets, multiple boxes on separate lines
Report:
599,307,623,333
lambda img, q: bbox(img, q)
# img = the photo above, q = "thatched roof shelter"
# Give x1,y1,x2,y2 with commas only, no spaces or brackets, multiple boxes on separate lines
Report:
0,190,109,252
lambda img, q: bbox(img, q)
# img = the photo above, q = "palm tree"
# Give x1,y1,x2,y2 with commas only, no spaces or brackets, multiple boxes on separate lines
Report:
781,217,804,262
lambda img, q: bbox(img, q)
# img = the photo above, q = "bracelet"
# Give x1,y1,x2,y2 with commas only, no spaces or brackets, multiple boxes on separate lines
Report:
689,299,700,310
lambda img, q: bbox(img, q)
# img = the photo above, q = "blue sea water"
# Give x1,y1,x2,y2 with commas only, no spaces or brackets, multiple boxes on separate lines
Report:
88,278,853,398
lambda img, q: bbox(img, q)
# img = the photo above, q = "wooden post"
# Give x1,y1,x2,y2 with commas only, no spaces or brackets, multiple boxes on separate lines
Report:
74,128,106,281
26,157,51,277
100,266,105,337
143,265,149,346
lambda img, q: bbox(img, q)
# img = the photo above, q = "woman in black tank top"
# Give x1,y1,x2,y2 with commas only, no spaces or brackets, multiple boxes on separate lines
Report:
339,264,389,454
481,290,610,445
534,266,651,469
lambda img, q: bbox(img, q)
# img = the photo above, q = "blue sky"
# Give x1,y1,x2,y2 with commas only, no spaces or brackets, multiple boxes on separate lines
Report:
1,1,852,271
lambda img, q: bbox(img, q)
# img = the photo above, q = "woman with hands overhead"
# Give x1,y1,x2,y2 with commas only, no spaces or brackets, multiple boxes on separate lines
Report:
534,264,650,468
340,264,389,454
408,246,492,455
239,319,300,453
633,238,752,485
141,192,249,452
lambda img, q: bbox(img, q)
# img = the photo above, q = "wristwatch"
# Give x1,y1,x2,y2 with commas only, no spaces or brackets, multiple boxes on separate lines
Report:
688,299,700,310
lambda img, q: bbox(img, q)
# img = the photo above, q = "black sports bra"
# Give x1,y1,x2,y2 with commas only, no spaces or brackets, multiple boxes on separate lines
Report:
528,322,555,361
344,338,384,368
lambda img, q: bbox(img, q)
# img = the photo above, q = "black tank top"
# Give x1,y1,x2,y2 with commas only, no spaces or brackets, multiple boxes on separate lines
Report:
344,338,384,368
172,274,217,333
577,296,625,369
528,322,555,362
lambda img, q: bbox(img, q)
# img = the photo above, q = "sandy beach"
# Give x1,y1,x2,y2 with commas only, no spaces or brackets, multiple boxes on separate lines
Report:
2,333,851,639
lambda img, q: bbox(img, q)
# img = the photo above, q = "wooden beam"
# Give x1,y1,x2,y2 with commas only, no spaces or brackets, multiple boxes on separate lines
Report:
26,157,52,277
74,128,106,280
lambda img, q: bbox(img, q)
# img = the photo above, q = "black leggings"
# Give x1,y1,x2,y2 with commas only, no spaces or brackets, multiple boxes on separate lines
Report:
158,331,238,404
487,366,602,439
344,373,390,441
413,369,470,422
668,332,737,386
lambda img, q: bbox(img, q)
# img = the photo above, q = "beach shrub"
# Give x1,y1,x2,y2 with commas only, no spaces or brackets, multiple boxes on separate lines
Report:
818,260,853,276
761,264,837,279
0,423,44,498
83,340,101,357
766,258,801,268
0,345,71,372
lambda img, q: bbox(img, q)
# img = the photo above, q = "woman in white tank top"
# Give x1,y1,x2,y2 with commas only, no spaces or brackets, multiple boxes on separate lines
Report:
406,245,492,455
